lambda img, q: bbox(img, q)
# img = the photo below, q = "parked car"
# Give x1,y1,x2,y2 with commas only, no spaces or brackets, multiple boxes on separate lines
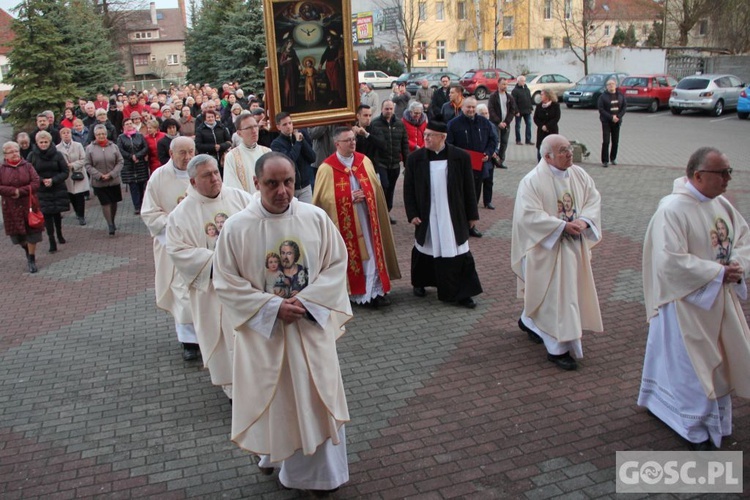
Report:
395,71,427,85
669,74,745,116
738,85,750,120
358,70,397,89
616,74,678,113
459,69,516,100
563,73,628,108
525,73,575,104
406,72,462,95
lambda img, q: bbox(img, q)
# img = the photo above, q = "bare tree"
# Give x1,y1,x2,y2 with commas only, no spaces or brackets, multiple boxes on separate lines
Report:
664,0,714,46
708,0,750,53
555,0,611,75
375,0,428,71
454,0,526,68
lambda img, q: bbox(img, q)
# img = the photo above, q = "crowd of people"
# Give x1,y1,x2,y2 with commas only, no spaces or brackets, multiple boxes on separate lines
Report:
0,73,747,494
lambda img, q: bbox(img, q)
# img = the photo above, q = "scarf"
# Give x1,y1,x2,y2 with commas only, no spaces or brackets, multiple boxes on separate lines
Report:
124,129,136,137
96,139,109,147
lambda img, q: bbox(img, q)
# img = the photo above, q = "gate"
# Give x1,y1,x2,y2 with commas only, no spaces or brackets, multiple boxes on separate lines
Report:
666,54,706,80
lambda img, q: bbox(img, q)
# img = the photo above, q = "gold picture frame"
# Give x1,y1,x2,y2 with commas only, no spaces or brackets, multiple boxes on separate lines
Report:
263,0,357,128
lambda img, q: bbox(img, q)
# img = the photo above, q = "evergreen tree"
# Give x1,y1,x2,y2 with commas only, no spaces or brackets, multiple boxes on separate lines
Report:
611,27,626,45
61,0,124,98
215,0,267,92
6,0,77,130
185,0,238,84
645,21,664,47
624,24,638,47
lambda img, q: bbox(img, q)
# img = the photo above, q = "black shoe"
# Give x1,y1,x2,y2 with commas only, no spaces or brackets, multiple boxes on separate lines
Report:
27,256,38,274
515,141,522,145
389,216,397,225
57,235,66,244
498,164,509,169
518,318,543,344
108,224,116,236
485,203,495,210
547,352,577,371
687,439,716,451
526,141,535,146
371,295,392,308
413,286,426,297
469,226,483,238
182,343,201,361
457,297,477,309
602,162,609,168
49,241,57,253
78,216,86,226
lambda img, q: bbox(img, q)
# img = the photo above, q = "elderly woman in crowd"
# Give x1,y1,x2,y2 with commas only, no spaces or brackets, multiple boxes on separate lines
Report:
28,130,70,253
71,118,90,146
58,127,89,225
85,124,124,236
0,141,42,272
402,100,427,152
195,109,231,175
144,119,165,174
533,90,561,161
179,106,196,137
117,116,149,215
16,132,32,159
157,118,180,165
89,108,117,143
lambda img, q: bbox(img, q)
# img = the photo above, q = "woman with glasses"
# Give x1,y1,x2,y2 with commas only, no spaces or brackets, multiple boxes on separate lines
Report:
0,141,43,272
117,117,149,215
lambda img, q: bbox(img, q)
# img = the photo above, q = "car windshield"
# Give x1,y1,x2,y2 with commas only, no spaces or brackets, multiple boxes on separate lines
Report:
676,78,709,90
577,74,606,85
621,77,648,87
462,72,476,79
526,74,538,81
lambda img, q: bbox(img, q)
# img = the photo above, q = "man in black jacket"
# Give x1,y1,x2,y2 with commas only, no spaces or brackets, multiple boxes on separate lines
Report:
511,75,534,145
487,77,516,170
597,79,627,168
428,74,452,121
371,100,409,224
353,104,385,167
403,121,483,309
270,111,315,203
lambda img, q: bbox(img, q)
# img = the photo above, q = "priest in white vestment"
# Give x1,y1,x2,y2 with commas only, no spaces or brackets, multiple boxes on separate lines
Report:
166,154,253,399
140,136,199,360
511,134,603,371
223,113,270,193
403,121,483,309
313,127,400,308
213,152,352,494
639,147,750,451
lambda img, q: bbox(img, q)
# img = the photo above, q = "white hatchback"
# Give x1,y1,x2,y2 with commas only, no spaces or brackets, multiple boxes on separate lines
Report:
358,71,397,89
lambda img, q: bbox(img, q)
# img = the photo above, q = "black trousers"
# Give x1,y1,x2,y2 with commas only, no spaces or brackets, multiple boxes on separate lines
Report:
601,120,621,163
497,124,510,162
69,192,86,218
378,165,400,212
411,247,483,302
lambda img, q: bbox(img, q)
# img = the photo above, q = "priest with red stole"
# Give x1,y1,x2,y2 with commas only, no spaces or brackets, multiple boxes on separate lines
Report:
312,126,400,308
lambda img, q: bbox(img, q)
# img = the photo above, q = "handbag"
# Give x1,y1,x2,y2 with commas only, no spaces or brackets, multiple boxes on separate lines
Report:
71,170,85,181
27,185,45,229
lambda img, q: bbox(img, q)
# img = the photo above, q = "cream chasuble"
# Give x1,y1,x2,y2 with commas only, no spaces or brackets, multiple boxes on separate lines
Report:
223,143,271,194
212,197,352,462
141,161,192,323
511,159,603,342
643,177,750,399
166,186,253,391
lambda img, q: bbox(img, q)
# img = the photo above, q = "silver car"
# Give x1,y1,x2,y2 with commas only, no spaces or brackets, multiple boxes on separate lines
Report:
669,74,745,116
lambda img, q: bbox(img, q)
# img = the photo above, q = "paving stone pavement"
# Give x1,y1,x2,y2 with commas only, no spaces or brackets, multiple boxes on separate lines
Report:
1,117,749,499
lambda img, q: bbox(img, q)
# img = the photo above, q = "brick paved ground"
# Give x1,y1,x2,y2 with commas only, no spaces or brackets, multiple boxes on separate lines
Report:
1,113,748,499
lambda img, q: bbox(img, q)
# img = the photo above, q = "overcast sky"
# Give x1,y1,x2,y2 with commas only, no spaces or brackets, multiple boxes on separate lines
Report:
0,0,179,17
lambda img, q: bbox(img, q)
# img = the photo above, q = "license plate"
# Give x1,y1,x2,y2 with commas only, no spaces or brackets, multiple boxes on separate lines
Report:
568,97,579,102
626,90,638,94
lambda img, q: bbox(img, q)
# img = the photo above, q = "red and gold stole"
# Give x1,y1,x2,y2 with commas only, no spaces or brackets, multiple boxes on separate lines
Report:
327,153,391,295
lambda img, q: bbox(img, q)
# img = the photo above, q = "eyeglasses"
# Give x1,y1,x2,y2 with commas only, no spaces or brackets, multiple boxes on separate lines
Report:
238,125,259,131
697,168,733,178
337,138,356,143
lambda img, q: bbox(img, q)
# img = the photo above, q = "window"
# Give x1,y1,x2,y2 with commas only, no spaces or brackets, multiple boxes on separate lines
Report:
562,36,571,48
436,1,444,21
543,37,552,49
167,54,180,65
502,16,514,37
564,0,572,20
134,55,149,66
133,31,154,40
417,41,427,61
604,25,610,36
436,40,445,61
418,2,426,21
457,1,466,20
698,19,708,36
0,63,10,81
457,39,466,52
543,0,552,20
642,25,648,36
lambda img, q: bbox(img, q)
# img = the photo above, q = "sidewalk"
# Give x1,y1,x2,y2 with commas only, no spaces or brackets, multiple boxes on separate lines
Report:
1,132,748,498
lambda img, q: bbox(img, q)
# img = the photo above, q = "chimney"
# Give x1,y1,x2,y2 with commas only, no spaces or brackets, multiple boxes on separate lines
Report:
177,0,187,27
150,2,157,25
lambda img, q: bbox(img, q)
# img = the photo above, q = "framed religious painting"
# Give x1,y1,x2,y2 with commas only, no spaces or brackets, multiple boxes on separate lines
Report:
263,0,357,128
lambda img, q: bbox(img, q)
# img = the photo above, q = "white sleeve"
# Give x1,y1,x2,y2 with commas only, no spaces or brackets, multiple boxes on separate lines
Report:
246,296,283,339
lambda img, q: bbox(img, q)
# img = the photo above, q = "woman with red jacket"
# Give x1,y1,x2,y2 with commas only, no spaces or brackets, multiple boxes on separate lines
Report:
402,101,427,152
144,119,166,173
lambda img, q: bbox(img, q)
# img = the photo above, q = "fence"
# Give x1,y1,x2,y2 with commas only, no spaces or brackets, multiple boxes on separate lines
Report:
120,78,186,92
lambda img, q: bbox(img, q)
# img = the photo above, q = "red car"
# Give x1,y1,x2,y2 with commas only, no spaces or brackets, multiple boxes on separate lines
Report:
459,69,516,100
618,74,678,113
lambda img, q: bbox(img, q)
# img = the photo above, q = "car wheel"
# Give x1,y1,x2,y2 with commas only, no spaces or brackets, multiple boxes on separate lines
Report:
475,87,487,100
670,107,682,115
712,100,724,116
532,92,542,105
648,99,659,113
566,103,574,109
738,111,749,120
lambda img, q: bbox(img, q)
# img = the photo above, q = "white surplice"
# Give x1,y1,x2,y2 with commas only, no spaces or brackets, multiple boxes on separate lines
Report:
222,143,271,194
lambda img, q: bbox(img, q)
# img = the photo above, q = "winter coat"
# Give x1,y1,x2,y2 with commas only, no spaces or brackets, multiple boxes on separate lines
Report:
402,110,427,152
144,131,166,173
72,127,90,146
58,140,90,194
157,135,175,166
85,141,123,189
194,122,232,164
370,114,409,168
511,84,534,115
533,101,561,146
117,132,150,184
0,158,42,236
28,144,70,214
89,120,117,145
